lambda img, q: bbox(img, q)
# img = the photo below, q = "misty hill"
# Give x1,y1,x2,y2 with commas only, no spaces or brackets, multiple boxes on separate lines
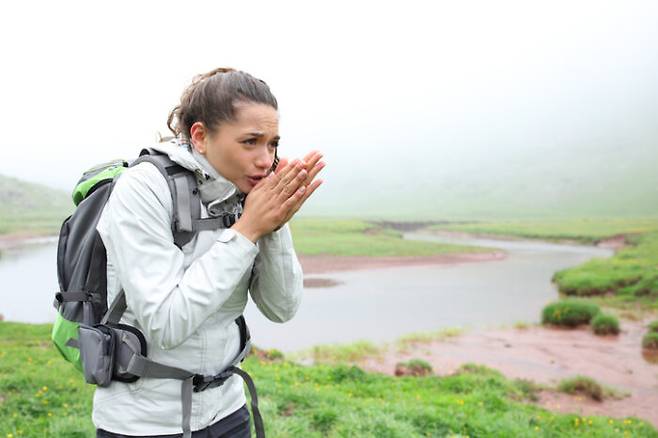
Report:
301,141,658,220
0,174,72,235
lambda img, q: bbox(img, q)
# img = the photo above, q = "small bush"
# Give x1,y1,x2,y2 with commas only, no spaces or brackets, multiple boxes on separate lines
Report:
642,333,658,350
647,320,658,333
558,376,604,401
512,378,542,402
591,313,620,335
395,358,433,377
250,345,285,362
329,365,367,383
307,340,382,363
541,300,600,327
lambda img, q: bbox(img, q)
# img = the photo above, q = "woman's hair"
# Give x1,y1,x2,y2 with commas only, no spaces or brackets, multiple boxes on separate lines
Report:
167,67,278,140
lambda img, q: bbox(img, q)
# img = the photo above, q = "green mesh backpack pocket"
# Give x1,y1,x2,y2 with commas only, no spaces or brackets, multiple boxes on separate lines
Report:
51,314,82,372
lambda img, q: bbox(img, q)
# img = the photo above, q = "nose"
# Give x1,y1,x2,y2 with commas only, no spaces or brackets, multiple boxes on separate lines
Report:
254,147,274,171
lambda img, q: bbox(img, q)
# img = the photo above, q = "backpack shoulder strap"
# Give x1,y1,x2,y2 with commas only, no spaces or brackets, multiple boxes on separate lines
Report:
131,148,241,248
131,148,201,248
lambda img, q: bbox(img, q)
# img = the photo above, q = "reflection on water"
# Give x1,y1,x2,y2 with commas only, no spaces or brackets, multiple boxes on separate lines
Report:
0,241,58,323
0,232,614,352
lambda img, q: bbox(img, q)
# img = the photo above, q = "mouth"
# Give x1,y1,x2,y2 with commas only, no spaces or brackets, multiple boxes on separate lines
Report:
246,175,266,186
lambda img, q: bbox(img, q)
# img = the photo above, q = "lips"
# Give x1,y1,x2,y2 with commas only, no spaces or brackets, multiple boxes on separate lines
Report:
247,175,266,186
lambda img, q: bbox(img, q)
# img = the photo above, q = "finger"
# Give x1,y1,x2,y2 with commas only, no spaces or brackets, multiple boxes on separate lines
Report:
304,161,325,186
298,179,322,205
280,168,307,199
288,178,323,218
274,160,303,193
274,157,289,175
261,168,280,190
302,152,322,172
264,160,292,191
279,184,307,216
303,150,321,164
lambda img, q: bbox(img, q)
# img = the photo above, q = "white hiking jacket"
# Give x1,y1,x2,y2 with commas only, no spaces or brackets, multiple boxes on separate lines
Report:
92,142,303,435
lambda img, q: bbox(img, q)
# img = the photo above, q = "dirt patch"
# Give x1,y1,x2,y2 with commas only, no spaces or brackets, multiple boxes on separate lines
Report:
597,235,628,251
298,252,506,274
356,320,658,427
537,391,655,427
303,278,342,288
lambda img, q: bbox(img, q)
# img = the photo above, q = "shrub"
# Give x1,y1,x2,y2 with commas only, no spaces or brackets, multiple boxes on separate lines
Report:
250,345,285,362
541,300,600,327
591,313,620,335
558,376,604,401
512,378,542,402
647,320,658,333
329,365,367,383
395,358,433,377
309,340,382,363
642,333,658,350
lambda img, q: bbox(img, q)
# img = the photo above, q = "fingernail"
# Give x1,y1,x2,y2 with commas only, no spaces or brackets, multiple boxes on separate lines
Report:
299,186,306,193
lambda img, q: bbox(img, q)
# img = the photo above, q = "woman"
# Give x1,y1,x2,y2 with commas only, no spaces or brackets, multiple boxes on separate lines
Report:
93,68,324,437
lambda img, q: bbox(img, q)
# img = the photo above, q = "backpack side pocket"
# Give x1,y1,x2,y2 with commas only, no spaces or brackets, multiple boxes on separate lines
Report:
79,324,117,387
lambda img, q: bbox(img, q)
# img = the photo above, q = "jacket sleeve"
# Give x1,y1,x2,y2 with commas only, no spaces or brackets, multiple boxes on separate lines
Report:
248,224,304,323
97,163,259,350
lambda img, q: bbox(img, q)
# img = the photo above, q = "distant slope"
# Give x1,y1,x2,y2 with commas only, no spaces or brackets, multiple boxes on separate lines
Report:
0,174,72,235
301,142,658,220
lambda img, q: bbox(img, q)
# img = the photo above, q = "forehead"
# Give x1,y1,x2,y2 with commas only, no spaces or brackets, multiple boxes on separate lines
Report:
229,102,279,134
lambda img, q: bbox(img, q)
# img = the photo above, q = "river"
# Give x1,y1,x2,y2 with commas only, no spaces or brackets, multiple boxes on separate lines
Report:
0,233,613,352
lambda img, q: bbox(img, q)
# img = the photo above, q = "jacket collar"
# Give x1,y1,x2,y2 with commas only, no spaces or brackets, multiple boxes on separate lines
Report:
149,139,240,206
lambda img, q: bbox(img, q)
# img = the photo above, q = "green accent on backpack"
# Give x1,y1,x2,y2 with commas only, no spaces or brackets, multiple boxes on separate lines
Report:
72,161,127,206
51,314,82,372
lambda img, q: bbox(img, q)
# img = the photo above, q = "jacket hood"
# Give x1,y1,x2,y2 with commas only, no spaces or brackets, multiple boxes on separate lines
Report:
149,139,240,205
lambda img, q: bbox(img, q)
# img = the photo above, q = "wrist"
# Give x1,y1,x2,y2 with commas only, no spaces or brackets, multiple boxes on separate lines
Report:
232,218,262,243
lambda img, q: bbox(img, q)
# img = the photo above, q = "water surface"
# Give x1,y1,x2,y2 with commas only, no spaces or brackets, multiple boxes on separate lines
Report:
0,233,613,352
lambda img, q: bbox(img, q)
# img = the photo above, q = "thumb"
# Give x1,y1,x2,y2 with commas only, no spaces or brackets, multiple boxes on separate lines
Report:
274,157,289,175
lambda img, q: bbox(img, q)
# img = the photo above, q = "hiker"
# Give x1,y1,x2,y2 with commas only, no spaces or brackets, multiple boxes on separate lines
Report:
92,68,324,437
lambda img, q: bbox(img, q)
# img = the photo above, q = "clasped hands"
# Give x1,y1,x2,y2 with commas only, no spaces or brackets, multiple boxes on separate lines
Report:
233,151,325,242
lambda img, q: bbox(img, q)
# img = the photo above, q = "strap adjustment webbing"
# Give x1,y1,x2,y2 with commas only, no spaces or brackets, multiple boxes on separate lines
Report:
55,291,94,303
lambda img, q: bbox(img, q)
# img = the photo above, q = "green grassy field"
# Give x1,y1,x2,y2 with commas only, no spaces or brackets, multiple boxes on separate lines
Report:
290,218,490,256
432,218,658,312
429,218,658,244
553,231,658,312
1,322,655,437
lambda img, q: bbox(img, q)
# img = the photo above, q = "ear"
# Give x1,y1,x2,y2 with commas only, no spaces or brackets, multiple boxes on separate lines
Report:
190,122,208,154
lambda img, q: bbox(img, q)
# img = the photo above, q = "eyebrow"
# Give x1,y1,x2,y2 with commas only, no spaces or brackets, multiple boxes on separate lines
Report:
245,131,280,141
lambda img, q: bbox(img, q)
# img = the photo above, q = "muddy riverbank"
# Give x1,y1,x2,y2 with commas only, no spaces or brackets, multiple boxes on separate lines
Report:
299,251,507,274
356,320,658,427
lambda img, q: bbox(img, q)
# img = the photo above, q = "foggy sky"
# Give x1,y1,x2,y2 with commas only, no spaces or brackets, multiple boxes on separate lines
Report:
1,0,657,217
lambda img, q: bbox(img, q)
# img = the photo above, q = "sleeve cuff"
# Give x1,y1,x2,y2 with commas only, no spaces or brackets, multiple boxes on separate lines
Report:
219,228,259,253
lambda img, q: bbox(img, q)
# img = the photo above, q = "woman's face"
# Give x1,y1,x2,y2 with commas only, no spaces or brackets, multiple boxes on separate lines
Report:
191,102,279,194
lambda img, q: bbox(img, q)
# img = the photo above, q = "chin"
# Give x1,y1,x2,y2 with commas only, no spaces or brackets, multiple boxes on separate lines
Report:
237,184,253,194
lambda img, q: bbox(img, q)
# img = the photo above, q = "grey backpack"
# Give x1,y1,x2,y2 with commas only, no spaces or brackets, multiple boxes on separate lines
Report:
52,148,264,438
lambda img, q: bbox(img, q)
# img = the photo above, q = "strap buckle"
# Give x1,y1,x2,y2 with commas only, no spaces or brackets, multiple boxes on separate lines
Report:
192,368,235,392
221,213,238,228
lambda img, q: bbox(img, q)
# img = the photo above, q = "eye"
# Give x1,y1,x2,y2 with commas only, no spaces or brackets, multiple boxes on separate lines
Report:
242,138,257,145
269,141,279,148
